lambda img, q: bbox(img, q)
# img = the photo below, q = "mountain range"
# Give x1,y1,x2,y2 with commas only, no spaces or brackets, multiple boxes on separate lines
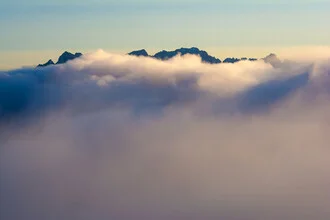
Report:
37,47,280,68
37,51,83,67
127,47,259,64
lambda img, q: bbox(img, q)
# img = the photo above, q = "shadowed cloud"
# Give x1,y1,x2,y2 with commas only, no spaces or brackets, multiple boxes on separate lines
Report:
1,49,330,220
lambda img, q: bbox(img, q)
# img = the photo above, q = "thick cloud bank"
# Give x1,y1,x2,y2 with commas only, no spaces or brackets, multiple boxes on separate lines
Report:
1,50,330,220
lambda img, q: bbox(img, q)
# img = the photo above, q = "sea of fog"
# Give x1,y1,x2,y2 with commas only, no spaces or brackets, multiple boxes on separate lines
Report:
1,50,330,220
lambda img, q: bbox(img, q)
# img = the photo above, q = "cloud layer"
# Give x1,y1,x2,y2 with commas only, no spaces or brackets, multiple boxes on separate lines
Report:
1,50,330,220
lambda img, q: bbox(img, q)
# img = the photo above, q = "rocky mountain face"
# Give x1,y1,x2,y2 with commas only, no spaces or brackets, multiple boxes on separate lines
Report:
56,51,82,64
128,47,260,64
128,49,149,57
36,48,282,68
37,51,82,68
153,47,221,64
37,59,55,67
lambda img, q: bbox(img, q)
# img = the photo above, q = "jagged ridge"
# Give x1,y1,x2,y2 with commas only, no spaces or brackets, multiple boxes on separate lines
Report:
153,47,221,64
37,59,55,67
37,48,281,68
128,47,260,64
37,51,83,68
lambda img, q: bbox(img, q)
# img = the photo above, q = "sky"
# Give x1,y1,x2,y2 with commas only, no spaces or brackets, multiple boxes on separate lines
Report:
1,0,330,69
2,2,330,219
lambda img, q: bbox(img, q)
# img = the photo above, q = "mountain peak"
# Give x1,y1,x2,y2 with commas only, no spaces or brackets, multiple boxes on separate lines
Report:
56,51,82,64
263,53,282,68
37,59,55,68
223,57,241,63
62,51,71,55
36,51,83,68
264,53,278,59
178,47,200,53
128,49,149,57
153,47,221,64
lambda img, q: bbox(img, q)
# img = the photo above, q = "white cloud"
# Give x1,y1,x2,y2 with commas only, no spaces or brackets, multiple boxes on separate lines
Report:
1,50,330,220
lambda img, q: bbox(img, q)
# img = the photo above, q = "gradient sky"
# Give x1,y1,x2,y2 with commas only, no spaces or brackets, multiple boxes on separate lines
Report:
1,0,330,69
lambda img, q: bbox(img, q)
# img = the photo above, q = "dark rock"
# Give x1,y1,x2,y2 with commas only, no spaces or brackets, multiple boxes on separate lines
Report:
128,49,149,57
37,59,55,68
36,51,83,68
56,51,83,65
153,50,176,60
223,57,241,63
153,47,221,64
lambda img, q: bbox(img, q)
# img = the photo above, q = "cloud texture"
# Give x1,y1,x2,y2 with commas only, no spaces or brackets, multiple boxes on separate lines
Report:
1,50,330,220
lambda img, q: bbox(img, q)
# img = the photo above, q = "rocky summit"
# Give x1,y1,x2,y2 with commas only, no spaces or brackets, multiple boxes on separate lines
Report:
127,47,260,64
152,47,221,64
56,51,83,64
128,49,149,57
36,48,283,68
37,59,55,67
37,51,83,68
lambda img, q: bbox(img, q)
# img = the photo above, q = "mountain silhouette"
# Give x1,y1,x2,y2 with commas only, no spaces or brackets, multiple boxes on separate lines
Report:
152,47,221,64
249,58,258,61
56,51,82,64
263,53,282,68
223,57,258,63
223,57,241,63
128,49,149,57
37,59,55,67
37,51,83,68
127,47,260,64
36,48,281,68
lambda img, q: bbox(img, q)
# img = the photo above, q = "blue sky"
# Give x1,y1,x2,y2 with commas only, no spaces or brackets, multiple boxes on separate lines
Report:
1,0,330,68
